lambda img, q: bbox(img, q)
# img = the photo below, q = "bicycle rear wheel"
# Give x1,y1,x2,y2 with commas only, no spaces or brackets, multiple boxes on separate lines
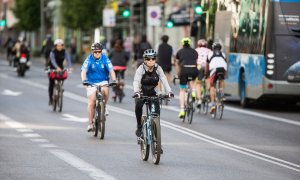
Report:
201,98,209,115
93,104,100,137
99,101,106,139
187,94,194,124
140,116,149,161
151,117,161,165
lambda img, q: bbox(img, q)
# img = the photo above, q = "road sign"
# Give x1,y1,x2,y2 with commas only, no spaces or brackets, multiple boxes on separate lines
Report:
103,9,116,27
147,6,161,26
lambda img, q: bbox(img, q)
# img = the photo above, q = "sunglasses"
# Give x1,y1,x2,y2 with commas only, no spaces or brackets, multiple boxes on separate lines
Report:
93,51,102,54
145,58,156,61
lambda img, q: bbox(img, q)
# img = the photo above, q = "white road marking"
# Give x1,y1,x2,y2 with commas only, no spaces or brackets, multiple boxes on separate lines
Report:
30,138,49,143
1,89,22,96
0,113,117,180
39,144,58,148
62,113,88,123
49,149,117,180
22,133,41,138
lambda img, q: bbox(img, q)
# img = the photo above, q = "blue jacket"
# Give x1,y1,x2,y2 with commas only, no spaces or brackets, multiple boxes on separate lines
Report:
81,54,113,84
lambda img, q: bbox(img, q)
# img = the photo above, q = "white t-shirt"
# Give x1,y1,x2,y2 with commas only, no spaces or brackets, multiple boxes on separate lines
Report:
195,47,211,67
207,51,227,75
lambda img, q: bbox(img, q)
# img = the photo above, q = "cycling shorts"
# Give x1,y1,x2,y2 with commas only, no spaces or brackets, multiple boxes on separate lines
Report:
197,67,205,81
160,64,172,73
179,67,198,87
209,67,226,85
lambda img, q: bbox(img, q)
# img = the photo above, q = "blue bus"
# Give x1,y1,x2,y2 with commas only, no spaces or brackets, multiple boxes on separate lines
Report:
213,0,300,107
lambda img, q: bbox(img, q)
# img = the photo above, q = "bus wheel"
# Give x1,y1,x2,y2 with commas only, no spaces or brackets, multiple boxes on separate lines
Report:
240,72,250,108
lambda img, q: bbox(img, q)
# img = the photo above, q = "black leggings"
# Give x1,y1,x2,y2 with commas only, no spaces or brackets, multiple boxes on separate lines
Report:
135,99,160,127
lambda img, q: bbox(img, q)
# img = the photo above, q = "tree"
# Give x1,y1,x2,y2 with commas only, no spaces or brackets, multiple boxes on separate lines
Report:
12,0,41,31
61,0,106,30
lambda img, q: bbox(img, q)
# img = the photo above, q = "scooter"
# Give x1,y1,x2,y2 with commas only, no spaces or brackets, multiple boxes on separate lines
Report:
17,53,29,77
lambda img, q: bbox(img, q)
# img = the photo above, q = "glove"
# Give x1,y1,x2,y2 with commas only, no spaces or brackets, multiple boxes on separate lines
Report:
82,80,89,86
132,92,140,98
110,80,117,86
168,92,174,98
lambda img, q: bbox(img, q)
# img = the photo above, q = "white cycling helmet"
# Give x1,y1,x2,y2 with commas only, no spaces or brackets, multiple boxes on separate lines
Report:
54,39,64,45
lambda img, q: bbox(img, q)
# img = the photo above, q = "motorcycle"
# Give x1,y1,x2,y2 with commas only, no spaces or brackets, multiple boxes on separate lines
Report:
17,53,30,77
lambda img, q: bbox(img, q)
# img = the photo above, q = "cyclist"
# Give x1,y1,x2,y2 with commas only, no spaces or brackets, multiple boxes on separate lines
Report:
175,37,198,118
48,39,73,105
81,42,117,132
133,49,174,137
108,39,129,100
157,35,174,83
41,34,54,70
195,39,211,107
205,42,227,113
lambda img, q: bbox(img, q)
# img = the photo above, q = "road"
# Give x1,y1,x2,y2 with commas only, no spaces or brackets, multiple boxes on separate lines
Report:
0,57,299,180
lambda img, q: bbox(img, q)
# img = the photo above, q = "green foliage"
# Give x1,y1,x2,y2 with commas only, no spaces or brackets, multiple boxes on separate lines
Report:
12,0,41,31
61,0,106,30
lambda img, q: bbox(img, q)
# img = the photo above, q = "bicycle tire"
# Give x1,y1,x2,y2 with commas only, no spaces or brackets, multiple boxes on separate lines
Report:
151,117,161,165
201,99,209,115
118,88,123,103
93,104,100,137
187,93,194,124
58,87,63,112
99,101,106,139
216,102,224,120
140,115,149,161
52,86,58,111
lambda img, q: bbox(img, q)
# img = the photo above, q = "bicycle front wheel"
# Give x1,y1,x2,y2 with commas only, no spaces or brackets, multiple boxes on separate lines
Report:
93,104,100,137
151,117,161,165
52,87,58,111
99,101,106,139
216,102,224,120
58,88,63,112
140,116,149,161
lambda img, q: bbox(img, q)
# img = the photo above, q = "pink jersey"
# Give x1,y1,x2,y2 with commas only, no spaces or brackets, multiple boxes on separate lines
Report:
195,47,211,67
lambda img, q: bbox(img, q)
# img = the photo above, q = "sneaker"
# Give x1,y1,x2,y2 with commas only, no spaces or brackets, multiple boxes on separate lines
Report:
135,125,142,137
178,111,185,118
87,124,94,132
210,105,216,114
105,108,109,116
197,99,202,108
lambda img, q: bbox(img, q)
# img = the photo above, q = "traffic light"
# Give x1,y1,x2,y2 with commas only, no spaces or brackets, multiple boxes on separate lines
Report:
122,9,130,18
194,5,203,15
0,19,6,27
166,20,174,28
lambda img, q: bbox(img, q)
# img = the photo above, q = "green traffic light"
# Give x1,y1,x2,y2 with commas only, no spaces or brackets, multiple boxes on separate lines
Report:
0,19,6,27
194,5,203,15
166,21,174,28
122,10,130,18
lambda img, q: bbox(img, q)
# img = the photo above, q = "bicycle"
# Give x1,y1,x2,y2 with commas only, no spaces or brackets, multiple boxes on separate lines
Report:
198,78,210,115
173,76,195,124
210,73,225,120
135,94,169,165
86,83,115,139
48,69,69,112
112,70,125,103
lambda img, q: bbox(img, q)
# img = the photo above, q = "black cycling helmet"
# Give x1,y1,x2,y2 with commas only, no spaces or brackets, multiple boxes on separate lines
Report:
212,42,222,51
91,42,103,51
143,49,157,59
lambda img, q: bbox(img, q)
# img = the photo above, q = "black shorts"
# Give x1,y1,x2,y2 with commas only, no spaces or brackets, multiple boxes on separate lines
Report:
161,65,172,73
115,70,125,80
197,68,205,80
179,67,198,85
210,67,226,85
